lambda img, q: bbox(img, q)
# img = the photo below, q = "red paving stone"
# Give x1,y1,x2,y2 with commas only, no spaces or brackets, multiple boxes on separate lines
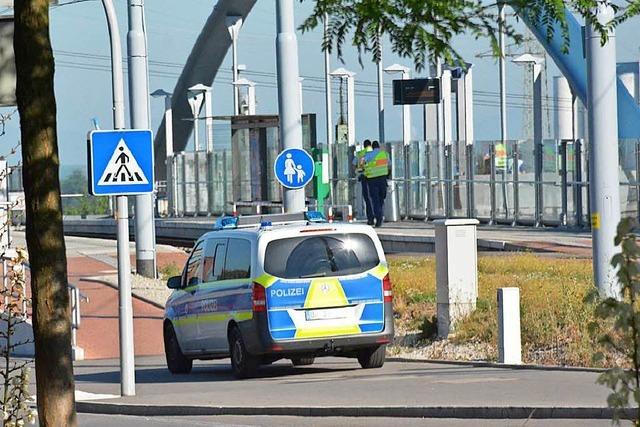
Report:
67,256,165,360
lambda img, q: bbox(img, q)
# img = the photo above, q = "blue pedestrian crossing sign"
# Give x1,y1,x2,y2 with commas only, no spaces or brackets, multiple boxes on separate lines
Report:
274,148,315,189
88,129,154,196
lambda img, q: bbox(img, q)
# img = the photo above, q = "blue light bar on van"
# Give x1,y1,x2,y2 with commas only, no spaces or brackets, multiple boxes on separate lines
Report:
214,216,238,230
304,211,327,223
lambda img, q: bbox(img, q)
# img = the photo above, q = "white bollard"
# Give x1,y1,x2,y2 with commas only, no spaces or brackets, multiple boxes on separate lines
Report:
497,287,522,364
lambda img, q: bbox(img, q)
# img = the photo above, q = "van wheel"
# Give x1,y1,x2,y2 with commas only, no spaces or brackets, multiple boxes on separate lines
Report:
164,323,192,374
357,345,386,369
229,327,259,379
291,356,315,366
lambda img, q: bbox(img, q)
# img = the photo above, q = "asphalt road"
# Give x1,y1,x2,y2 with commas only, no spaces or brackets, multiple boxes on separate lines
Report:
74,356,610,408
70,414,630,427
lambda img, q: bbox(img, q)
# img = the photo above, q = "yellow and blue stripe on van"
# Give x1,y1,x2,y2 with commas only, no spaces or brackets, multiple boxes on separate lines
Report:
255,264,388,340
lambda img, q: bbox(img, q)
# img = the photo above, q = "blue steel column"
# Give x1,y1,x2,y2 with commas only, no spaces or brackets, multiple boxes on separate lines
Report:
586,3,621,298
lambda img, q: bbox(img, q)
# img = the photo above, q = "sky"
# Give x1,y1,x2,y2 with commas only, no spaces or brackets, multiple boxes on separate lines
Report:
0,0,639,172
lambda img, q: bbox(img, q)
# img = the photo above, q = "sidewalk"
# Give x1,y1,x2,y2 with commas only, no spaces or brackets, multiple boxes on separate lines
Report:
73,356,631,420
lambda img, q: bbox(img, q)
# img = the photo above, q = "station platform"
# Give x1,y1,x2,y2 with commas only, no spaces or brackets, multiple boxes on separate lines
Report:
62,216,593,257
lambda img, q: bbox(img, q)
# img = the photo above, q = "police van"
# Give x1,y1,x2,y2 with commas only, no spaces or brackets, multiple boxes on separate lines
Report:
163,212,394,378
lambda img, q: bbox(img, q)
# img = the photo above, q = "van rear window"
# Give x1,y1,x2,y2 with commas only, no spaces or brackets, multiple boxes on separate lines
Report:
264,233,380,279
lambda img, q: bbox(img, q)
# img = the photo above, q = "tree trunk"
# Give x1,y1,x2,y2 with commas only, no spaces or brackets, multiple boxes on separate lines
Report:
13,1,77,426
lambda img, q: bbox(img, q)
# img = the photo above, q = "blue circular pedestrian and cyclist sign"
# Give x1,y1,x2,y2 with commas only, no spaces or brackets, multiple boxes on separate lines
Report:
274,148,315,189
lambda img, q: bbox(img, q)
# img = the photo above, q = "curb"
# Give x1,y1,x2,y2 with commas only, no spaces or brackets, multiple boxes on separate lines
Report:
75,402,635,420
387,357,607,374
80,277,165,310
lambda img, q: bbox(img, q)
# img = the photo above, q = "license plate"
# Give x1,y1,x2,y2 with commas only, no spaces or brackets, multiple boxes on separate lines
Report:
305,307,350,321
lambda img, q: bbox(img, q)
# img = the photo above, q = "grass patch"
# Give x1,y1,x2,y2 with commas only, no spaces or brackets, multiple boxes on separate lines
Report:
388,253,611,367
159,262,182,281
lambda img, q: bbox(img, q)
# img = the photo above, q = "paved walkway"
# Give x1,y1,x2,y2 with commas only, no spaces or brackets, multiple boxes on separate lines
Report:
72,356,627,420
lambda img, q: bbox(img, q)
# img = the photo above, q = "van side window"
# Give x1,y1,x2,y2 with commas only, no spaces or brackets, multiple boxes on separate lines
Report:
222,239,251,280
184,241,204,287
202,238,227,282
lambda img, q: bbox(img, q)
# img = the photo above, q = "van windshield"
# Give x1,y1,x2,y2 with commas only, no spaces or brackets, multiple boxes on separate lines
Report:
264,233,380,279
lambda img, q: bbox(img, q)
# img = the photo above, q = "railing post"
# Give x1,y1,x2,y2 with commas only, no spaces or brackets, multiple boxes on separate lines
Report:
560,140,568,226
512,141,519,226
574,139,584,227
466,143,474,219
489,142,497,225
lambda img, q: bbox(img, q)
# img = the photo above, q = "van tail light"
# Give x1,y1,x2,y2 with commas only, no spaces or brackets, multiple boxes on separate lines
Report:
383,274,393,303
252,282,266,312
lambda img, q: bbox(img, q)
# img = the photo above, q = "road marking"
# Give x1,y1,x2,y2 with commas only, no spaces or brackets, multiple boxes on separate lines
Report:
75,390,120,401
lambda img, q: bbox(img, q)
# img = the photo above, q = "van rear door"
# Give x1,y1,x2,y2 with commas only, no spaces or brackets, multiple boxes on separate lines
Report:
260,233,387,340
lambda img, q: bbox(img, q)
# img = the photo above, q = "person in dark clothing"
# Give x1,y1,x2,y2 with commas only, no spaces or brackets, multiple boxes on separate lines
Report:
364,141,390,227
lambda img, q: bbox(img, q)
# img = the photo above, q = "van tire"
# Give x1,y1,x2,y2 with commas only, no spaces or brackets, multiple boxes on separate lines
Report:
291,356,315,366
229,327,259,379
164,323,192,374
357,345,386,369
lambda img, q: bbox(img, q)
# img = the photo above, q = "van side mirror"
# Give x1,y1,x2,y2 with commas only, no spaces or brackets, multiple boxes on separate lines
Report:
167,275,182,289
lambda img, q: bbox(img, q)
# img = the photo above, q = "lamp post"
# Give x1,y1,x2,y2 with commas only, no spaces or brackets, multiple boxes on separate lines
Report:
150,89,177,217
384,64,412,146
226,15,243,115
513,54,545,227
329,68,356,147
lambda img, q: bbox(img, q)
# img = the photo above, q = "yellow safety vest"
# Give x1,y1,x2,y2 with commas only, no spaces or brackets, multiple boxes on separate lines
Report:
355,147,371,173
364,150,389,178
495,143,507,170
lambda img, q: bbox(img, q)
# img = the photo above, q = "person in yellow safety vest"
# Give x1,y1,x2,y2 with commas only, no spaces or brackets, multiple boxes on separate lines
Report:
353,140,374,224
363,140,390,227
495,142,507,172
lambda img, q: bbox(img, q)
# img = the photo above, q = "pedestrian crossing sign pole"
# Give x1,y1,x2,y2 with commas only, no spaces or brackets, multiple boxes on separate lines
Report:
87,129,153,397
88,129,154,196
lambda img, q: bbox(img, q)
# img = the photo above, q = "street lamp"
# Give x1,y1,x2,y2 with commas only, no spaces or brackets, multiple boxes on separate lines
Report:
512,54,545,227
150,89,177,217
233,78,256,115
329,68,356,147
226,15,243,115
384,64,412,146
187,83,212,152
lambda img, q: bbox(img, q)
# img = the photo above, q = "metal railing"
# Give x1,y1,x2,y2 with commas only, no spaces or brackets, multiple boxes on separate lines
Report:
69,283,89,351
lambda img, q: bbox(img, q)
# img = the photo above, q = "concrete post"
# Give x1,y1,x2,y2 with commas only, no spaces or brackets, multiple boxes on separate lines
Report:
377,49,385,144
586,2,621,298
498,3,508,145
103,0,135,396
533,61,544,227
554,76,574,140
276,0,305,212
127,0,156,279
435,219,479,338
204,88,213,153
323,14,334,205
347,74,356,147
497,287,522,364
226,16,243,116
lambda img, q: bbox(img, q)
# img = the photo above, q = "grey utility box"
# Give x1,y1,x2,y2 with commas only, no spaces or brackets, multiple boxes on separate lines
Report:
435,219,479,338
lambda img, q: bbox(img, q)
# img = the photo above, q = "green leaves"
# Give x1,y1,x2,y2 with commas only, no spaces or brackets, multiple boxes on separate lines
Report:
302,0,633,70
590,217,640,424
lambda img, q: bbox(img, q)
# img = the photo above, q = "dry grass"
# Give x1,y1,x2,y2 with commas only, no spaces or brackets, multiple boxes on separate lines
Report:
388,253,618,367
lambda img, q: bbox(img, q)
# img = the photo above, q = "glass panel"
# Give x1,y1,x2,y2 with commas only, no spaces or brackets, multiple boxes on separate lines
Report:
471,140,492,219
542,140,562,223
428,140,446,218
619,139,638,219
516,140,535,221
183,152,197,215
